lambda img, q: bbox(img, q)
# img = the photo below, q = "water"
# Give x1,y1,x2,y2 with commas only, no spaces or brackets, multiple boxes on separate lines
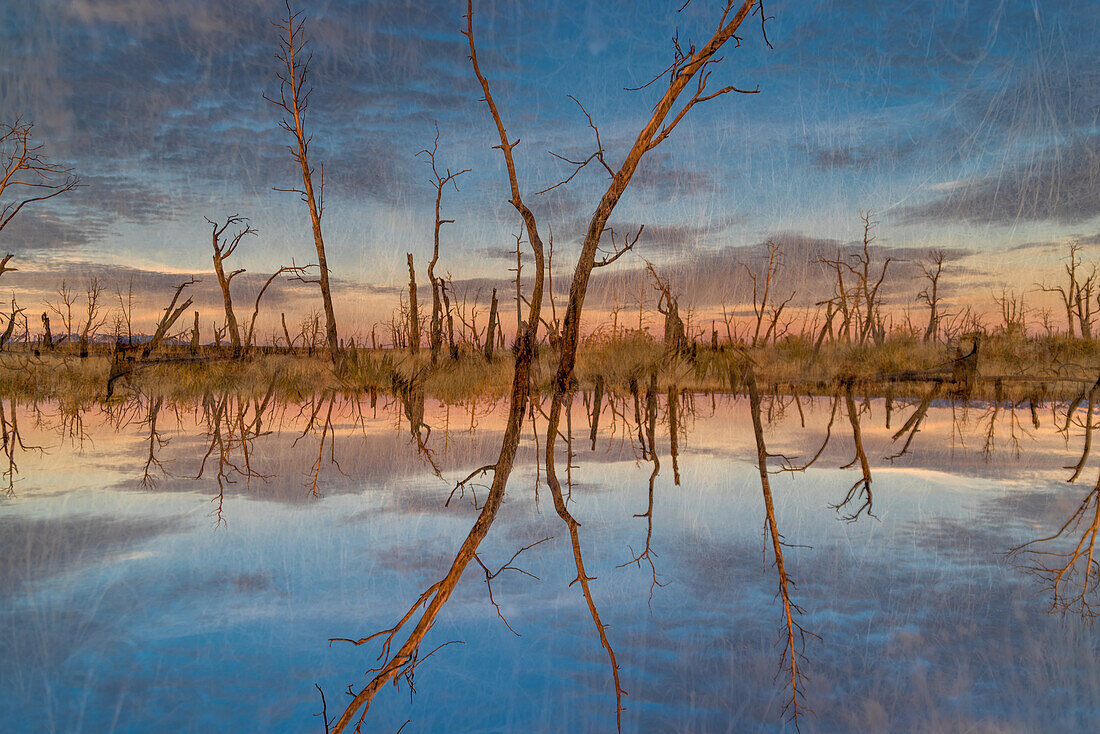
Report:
1,393,1098,732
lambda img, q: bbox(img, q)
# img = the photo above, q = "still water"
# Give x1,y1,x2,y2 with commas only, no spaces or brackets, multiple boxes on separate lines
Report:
1,392,1098,732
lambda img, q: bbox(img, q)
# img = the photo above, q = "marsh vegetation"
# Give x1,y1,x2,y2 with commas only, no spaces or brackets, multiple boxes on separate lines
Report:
3,1,1099,732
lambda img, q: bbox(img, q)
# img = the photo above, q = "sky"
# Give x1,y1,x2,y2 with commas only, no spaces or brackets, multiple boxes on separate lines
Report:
1,0,1097,337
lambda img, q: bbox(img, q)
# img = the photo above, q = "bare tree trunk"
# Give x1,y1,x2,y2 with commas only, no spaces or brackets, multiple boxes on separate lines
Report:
0,299,23,352
266,4,341,367
329,3,765,730
208,215,254,357
483,288,499,361
190,311,200,354
649,264,687,354
244,267,292,353
429,277,442,362
281,312,293,353
420,126,469,362
407,253,420,355
143,278,198,359
441,283,458,359
40,313,52,350
511,232,524,334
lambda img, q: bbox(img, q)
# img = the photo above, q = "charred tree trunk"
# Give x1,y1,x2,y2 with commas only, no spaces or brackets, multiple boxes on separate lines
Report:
40,313,52,350
441,283,458,359
407,253,420,355
190,311,200,354
951,335,980,398
483,288,499,362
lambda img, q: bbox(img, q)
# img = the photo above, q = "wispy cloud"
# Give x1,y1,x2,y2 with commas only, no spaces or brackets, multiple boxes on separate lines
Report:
897,136,1100,225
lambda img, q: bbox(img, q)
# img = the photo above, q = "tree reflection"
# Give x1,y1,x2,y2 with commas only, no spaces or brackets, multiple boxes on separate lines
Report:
140,395,168,489
834,381,875,521
196,386,275,526
746,364,816,727
1012,376,1100,619
618,371,666,606
1011,470,1100,619
0,399,41,495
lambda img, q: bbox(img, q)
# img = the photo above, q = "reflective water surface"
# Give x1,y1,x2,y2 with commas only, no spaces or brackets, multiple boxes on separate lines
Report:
2,391,1099,732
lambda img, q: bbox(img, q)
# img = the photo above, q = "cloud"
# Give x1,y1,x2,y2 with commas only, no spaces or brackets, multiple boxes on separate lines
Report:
0,210,102,251
802,138,922,170
630,153,719,201
896,136,1100,225
1007,232,1100,253
0,257,332,332
580,231,973,316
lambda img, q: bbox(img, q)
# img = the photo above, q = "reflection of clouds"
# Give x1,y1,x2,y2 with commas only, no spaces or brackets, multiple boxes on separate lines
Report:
0,513,185,594
4,394,1100,731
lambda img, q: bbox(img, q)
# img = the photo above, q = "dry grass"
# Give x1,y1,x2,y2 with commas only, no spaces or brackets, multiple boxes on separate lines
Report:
1,331,1097,404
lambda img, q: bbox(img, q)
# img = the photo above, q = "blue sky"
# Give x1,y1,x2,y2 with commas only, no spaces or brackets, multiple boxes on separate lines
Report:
1,0,1097,326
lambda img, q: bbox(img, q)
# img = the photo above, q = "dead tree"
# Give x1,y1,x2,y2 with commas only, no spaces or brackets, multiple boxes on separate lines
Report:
207,215,255,357
190,311,200,353
0,120,79,236
745,239,793,347
244,267,295,353
406,253,420,355
853,211,891,344
77,277,107,358
917,249,946,343
1038,242,1095,339
817,256,854,343
142,278,199,358
46,280,77,347
326,6,549,727
647,262,687,355
483,288,499,361
40,312,52,350
535,2,763,731
816,213,891,345
418,125,470,361
440,281,459,359
1072,254,1098,341
328,4,767,733
0,298,24,351
510,230,524,334
264,2,341,366
116,277,136,348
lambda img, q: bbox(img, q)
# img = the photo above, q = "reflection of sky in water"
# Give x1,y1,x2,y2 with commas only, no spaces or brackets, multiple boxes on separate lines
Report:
1,396,1099,732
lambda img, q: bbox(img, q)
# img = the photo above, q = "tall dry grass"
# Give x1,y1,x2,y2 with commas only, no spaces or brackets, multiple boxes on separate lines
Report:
1,329,1097,404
